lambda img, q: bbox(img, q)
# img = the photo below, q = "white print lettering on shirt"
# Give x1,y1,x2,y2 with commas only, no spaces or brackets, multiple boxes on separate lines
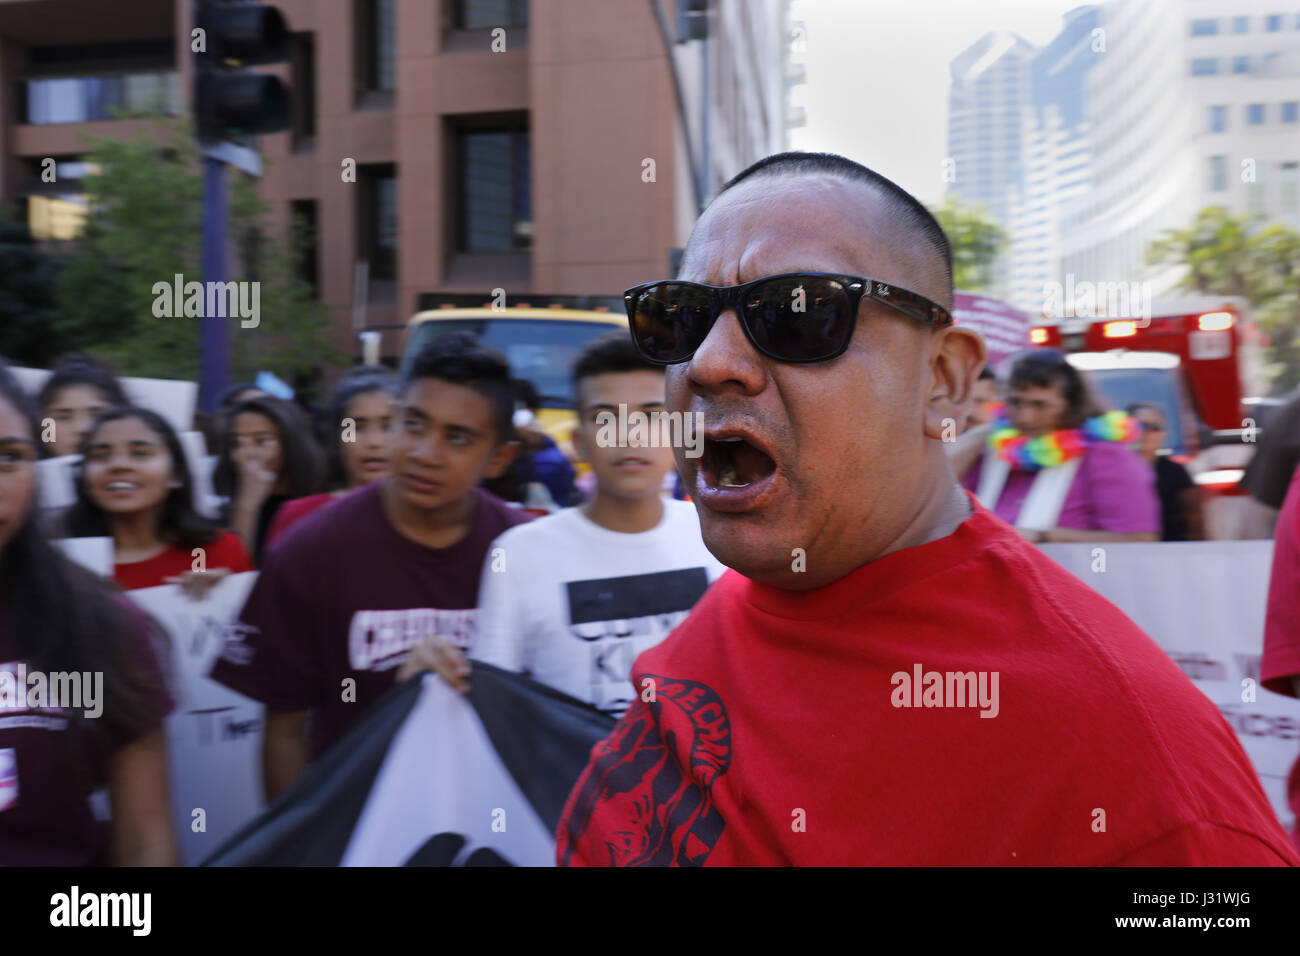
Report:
348,608,478,671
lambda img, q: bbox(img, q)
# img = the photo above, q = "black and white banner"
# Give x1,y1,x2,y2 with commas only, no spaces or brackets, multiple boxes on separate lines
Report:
203,664,616,866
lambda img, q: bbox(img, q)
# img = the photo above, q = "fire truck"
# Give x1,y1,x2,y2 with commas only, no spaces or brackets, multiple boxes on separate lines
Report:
1027,296,1265,537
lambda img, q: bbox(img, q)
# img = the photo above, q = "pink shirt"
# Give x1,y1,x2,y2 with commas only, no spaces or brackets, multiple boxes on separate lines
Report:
963,441,1160,533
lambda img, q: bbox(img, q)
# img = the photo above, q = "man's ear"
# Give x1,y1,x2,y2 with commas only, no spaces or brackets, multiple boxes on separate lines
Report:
923,326,987,441
483,440,522,480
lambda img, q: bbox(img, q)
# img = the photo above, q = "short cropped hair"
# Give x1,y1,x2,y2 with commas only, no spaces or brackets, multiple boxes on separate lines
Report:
403,331,516,443
714,151,954,295
572,331,662,414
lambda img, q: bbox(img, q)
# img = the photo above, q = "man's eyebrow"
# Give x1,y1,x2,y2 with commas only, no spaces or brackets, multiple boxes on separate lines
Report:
445,423,485,440
401,405,429,421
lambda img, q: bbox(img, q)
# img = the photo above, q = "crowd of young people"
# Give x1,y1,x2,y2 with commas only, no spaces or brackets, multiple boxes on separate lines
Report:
0,329,724,861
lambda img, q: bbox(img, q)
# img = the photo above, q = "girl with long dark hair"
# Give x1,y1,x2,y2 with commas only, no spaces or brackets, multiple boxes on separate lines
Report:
263,367,396,549
37,353,130,459
0,362,176,865
65,407,252,592
212,396,325,565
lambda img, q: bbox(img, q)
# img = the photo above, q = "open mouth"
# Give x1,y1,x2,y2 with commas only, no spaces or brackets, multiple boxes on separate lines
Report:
700,432,777,494
105,481,140,492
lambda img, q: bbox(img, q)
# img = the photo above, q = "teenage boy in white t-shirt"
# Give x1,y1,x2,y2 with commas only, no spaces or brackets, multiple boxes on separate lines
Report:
400,331,725,714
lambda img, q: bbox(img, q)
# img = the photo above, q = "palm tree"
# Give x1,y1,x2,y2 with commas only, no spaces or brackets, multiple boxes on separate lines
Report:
1148,207,1300,390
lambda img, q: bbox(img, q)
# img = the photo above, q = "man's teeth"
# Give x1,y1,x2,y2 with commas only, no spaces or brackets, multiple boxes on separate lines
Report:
718,464,751,488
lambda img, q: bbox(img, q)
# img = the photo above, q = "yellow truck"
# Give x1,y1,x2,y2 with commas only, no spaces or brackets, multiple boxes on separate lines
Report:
401,295,628,466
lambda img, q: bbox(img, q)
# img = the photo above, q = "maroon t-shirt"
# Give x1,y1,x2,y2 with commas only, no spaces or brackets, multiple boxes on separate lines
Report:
209,483,533,759
0,598,173,866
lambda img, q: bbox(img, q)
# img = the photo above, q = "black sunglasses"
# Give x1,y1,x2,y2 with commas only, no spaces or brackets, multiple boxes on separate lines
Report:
624,272,954,365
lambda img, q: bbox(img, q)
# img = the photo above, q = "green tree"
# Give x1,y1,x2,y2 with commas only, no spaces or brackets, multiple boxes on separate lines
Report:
0,207,65,366
1147,207,1300,390
929,196,1009,293
54,116,341,389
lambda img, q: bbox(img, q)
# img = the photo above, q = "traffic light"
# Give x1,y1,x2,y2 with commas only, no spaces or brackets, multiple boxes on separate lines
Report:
194,0,292,143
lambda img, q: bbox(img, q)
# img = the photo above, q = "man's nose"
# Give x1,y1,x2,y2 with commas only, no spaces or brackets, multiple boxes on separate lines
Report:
407,434,445,466
687,308,765,395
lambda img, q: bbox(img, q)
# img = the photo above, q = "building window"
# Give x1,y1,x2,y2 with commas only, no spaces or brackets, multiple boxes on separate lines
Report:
1280,162,1299,215
1233,16,1249,33
453,0,529,30
25,156,93,239
1282,101,1298,123
1190,18,1218,36
24,73,178,124
290,200,319,296
1266,14,1282,32
20,40,177,124
359,0,396,96
1208,105,1227,133
1247,103,1266,125
455,128,531,253
1209,155,1228,192
1191,58,1219,76
359,164,397,282
1232,55,1250,74
291,33,316,150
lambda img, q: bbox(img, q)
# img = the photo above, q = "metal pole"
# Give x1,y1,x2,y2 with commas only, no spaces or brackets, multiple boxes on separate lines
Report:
700,18,710,208
200,155,228,414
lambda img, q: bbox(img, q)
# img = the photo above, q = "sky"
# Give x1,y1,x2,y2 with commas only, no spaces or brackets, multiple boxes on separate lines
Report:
788,0,1091,205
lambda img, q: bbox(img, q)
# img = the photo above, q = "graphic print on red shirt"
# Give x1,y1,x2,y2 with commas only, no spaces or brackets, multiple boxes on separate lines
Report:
557,674,731,866
556,491,1300,867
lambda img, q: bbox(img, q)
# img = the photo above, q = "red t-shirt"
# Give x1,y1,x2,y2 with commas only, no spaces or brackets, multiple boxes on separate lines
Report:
209,483,533,758
1261,465,1300,850
113,532,253,591
265,492,339,551
0,597,173,865
556,491,1299,866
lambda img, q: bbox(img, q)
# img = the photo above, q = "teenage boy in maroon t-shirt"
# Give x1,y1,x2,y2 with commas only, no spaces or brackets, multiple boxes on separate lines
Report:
556,152,1300,866
210,333,531,800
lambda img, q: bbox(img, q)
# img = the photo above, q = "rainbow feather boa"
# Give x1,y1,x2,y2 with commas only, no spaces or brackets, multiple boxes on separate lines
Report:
987,409,1139,470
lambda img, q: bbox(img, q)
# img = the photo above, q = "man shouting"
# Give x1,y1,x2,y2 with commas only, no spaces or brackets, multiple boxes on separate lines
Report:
555,152,1298,866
